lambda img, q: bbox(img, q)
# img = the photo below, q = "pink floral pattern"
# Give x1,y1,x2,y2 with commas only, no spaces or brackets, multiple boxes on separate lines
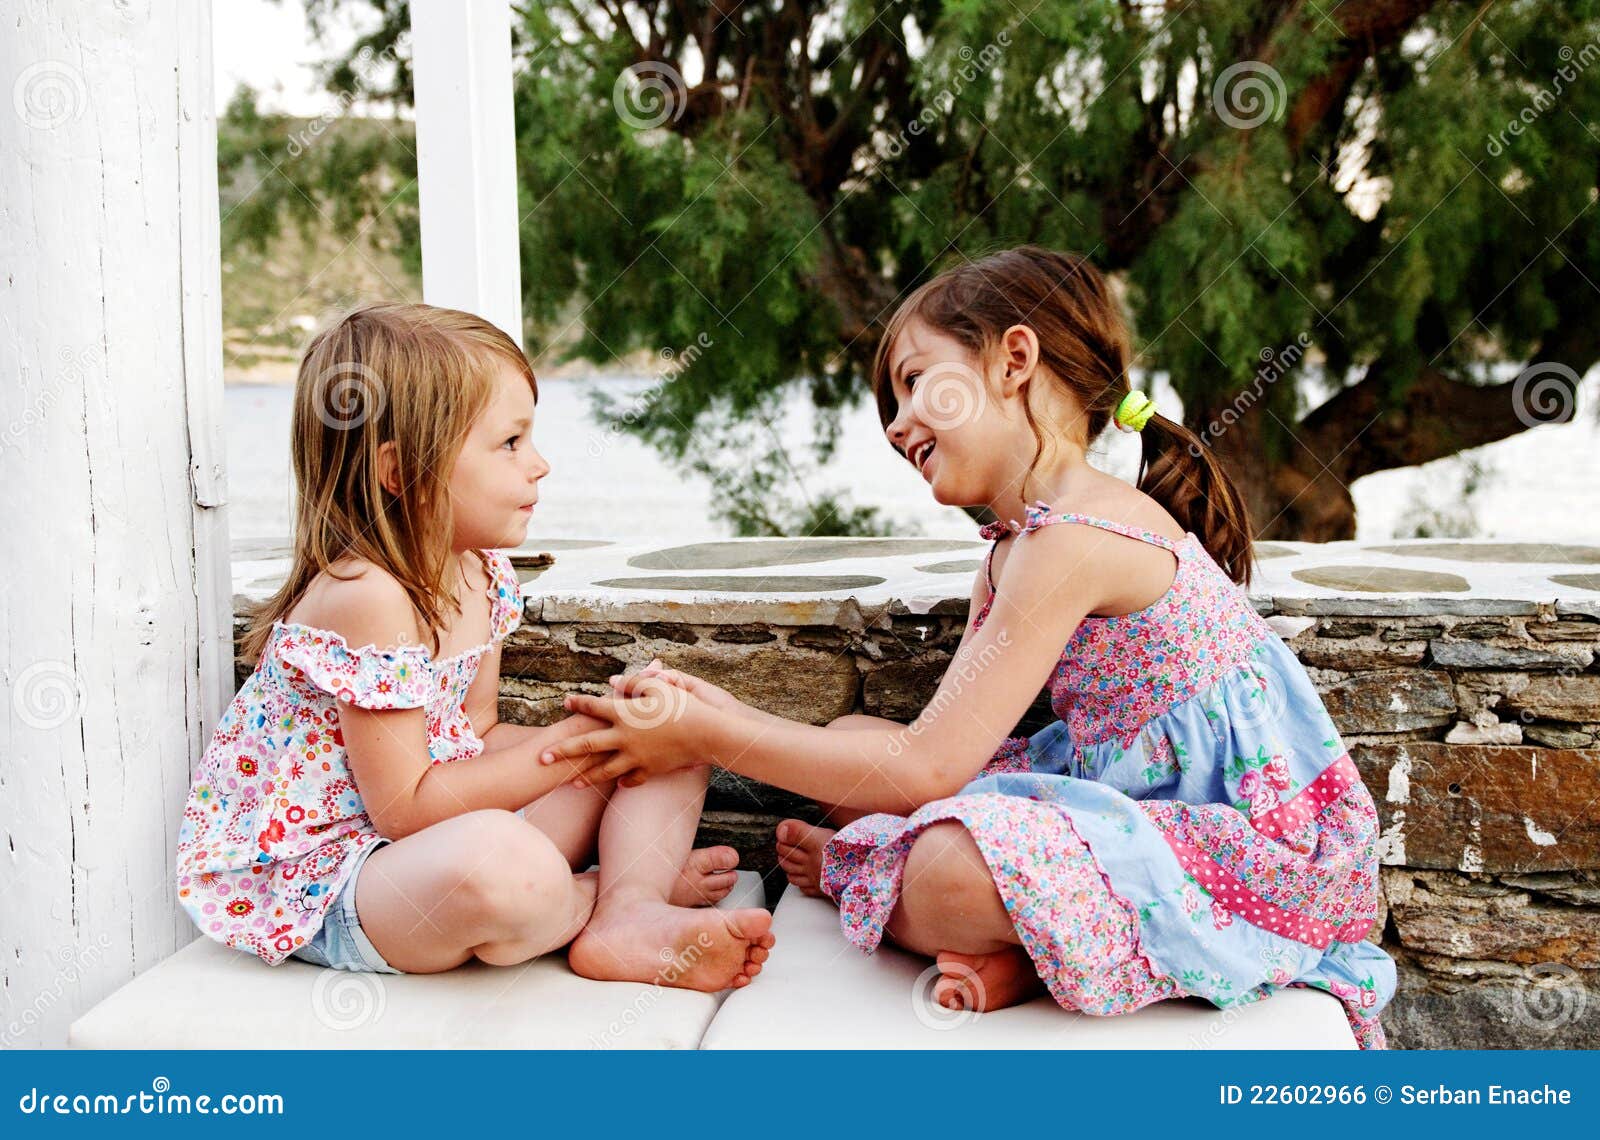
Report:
823,504,1393,1048
824,794,1181,1016
981,505,1274,746
175,549,524,964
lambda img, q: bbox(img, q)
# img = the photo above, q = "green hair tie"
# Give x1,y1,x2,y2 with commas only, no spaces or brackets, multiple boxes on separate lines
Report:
1114,390,1156,433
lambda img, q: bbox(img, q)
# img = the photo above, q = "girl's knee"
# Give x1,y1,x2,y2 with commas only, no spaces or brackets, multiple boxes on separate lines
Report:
905,822,991,899
451,811,572,928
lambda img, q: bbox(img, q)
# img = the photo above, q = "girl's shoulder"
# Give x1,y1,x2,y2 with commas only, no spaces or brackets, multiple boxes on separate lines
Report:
264,560,435,712
991,492,1186,618
1047,480,1186,546
282,558,427,655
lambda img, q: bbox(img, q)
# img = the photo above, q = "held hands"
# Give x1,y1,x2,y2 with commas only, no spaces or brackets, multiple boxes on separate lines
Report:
538,660,721,788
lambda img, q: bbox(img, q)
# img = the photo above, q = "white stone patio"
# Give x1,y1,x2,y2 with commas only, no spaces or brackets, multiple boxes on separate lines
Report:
232,535,1600,625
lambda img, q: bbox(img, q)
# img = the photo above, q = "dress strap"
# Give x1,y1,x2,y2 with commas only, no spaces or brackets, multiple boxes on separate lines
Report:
1020,501,1182,553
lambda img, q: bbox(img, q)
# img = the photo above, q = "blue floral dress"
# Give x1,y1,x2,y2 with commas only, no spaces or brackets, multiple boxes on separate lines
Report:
175,549,523,964
821,504,1396,1048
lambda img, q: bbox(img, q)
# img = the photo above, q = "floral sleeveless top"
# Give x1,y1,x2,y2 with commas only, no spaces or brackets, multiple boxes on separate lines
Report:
175,550,524,964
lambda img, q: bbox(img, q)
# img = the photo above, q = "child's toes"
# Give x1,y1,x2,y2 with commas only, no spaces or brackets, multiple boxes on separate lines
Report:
689,845,740,874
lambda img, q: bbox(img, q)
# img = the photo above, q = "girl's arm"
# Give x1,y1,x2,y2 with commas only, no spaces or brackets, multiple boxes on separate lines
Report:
550,524,1118,814
328,572,608,841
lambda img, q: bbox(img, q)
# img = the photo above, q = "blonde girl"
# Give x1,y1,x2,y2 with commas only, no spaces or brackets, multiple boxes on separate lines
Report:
176,303,772,988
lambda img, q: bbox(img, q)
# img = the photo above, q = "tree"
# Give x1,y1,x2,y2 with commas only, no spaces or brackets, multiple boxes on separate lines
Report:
278,0,1599,539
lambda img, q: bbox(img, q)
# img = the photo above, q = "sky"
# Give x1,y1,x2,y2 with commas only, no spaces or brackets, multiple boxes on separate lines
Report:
212,0,361,116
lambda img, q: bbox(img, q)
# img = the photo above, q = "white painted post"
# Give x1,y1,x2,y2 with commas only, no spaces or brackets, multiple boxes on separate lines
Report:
0,0,231,1046
410,0,524,342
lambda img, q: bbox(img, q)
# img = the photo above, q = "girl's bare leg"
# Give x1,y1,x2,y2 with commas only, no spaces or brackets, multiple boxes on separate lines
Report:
354,809,598,973
567,766,775,991
774,713,900,895
888,820,1045,1012
516,717,741,905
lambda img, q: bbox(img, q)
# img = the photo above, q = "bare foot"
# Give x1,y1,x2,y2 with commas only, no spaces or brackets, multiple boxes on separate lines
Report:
569,895,775,992
669,845,741,907
933,947,1046,1012
775,819,835,898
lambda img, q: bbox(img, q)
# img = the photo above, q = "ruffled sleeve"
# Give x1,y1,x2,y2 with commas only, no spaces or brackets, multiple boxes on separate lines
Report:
273,625,433,710
484,550,525,642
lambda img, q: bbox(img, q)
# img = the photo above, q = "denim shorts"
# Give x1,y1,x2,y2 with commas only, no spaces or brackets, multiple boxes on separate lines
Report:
290,838,403,974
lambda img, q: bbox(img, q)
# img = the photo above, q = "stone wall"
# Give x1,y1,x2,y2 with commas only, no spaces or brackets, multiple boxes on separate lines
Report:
232,536,1600,1048
491,603,1599,1049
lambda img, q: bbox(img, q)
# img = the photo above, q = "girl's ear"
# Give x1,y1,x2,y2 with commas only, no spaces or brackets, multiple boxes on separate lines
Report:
376,441,402,497
997,324,1040,398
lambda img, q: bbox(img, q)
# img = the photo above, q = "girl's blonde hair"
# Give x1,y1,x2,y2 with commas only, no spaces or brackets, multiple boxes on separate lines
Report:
871,246,1255,586
241,302,538,662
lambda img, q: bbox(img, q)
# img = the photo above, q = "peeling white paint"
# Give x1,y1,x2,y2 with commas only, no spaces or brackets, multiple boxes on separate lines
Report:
1460,813,1485,871
1,4,231,1045
1524,817,1558,847
1385,752,1412,805
1376,810,1408,864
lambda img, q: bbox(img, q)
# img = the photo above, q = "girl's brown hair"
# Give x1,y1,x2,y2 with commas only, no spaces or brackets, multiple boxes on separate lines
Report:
871,246,1255,586
241,302,538,662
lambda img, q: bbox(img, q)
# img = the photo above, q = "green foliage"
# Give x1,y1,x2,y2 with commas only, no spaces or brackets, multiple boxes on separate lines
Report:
267,0,1600,536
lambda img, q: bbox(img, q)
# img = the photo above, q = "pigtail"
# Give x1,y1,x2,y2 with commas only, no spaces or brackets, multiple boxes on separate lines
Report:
1136,413,1256,588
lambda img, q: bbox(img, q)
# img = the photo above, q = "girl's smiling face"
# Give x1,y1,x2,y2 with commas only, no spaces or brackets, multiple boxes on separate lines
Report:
448,361,549,551
882,318,1033,509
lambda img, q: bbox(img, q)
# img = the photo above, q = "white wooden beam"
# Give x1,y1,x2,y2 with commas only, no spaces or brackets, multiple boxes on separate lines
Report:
0,0,231,1044
410,0,524,342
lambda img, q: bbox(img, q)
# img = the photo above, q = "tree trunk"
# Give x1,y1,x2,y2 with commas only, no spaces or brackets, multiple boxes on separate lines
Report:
1192,401,1359,543
0,0,231,1045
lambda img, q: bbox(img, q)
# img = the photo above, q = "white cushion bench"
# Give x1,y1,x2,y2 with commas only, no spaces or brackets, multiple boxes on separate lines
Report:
700,888,1357,1050
70,871,768,1050
72,874,1355,1049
